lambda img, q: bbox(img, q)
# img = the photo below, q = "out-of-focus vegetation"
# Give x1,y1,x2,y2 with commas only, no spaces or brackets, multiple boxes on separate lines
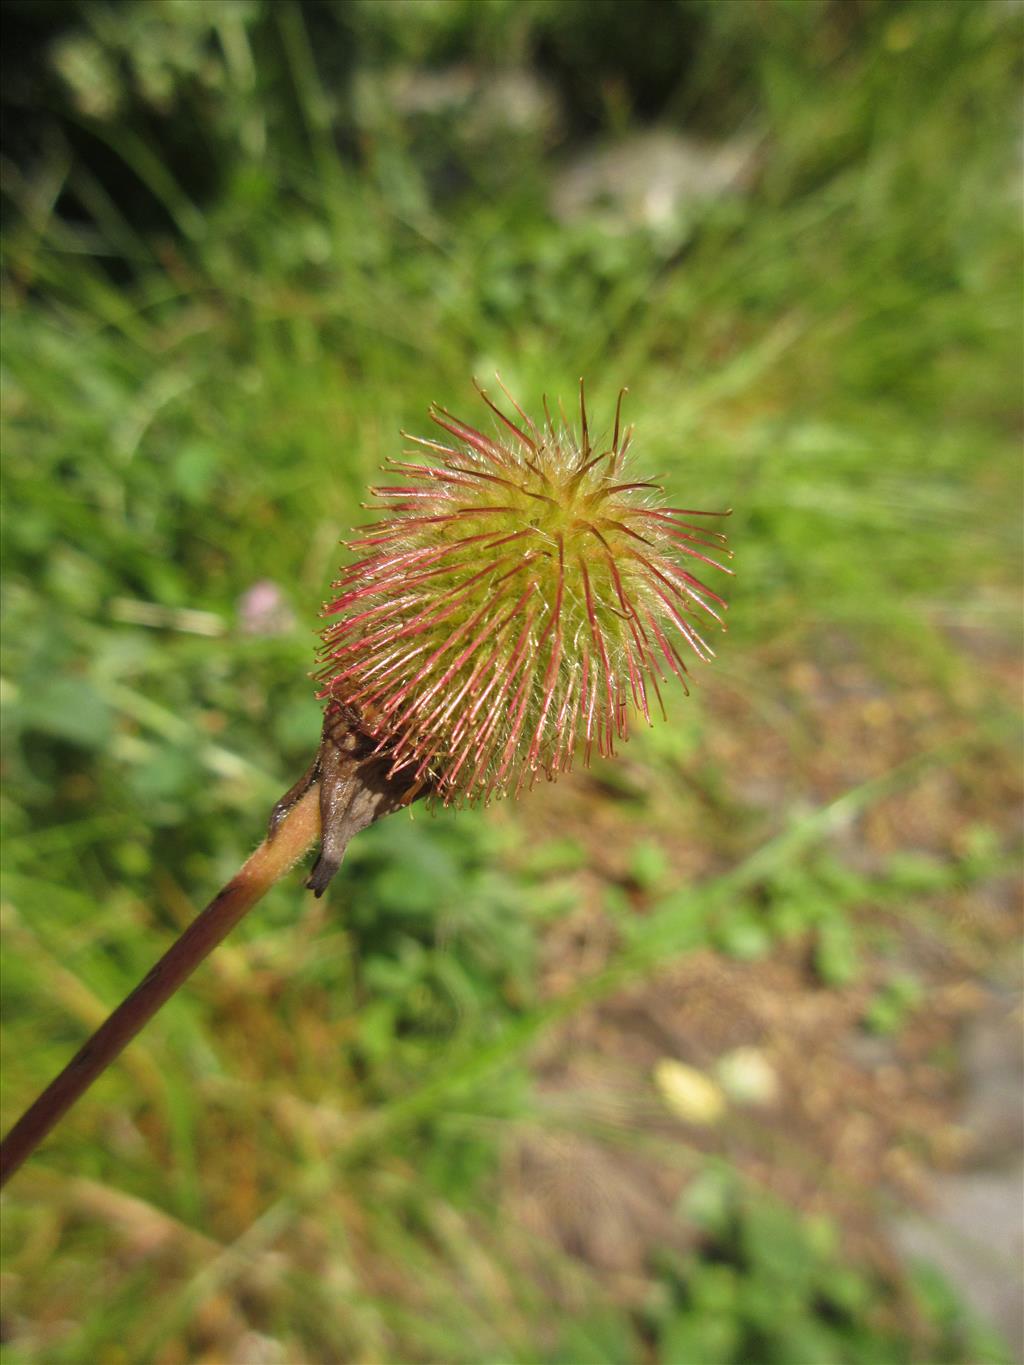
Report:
1,1,1020,1361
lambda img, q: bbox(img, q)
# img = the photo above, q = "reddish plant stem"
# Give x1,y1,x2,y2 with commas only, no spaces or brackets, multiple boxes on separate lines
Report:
0,783,322,1189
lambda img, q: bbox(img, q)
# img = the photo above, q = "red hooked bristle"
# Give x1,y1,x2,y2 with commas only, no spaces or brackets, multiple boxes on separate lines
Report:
316,384,732,806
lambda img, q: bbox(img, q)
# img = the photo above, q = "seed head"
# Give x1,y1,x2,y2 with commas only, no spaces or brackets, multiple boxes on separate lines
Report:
316,382,732,806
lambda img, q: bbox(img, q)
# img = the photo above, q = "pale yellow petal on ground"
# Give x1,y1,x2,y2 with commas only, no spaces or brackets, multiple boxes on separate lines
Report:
653,1058,727,1126
715,1046,780,1108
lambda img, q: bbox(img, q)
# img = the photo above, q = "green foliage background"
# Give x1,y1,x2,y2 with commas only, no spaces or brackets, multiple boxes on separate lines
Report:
1,2,1020,1362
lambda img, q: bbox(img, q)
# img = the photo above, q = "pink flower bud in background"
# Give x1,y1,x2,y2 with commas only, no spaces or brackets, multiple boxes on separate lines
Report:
317,383,732,806
238,580,297,637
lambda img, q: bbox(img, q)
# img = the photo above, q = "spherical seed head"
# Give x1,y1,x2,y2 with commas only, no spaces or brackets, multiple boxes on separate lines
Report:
316,382,732,806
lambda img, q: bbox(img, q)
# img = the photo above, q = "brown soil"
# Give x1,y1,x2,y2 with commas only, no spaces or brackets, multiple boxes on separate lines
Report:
505,630,1023,1324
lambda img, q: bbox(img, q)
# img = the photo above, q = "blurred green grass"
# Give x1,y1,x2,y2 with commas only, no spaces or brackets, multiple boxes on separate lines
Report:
1,1,1021,1361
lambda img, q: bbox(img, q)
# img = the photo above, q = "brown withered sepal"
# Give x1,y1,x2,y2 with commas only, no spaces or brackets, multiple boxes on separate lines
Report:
269,703,427,896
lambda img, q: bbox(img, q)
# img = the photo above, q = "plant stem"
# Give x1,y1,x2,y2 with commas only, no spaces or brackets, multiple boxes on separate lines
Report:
0,783,321,1189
